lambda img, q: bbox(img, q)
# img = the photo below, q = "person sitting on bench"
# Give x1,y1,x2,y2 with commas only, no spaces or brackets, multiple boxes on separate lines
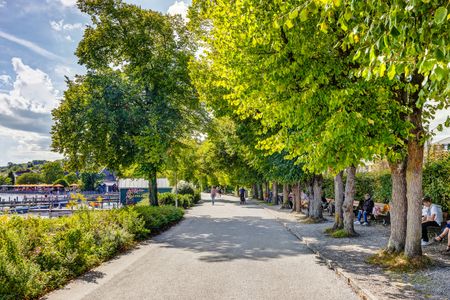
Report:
434,220,450,252
421,196,443,246
354,193,374,226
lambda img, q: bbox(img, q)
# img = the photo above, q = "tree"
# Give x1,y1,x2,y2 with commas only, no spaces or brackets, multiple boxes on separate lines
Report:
16,173,43,185
41,161,64,184
53,178,69,188
325,0,450,258
80,172,103,191
189,0,395,231
52,0,202,206
64,172,78,185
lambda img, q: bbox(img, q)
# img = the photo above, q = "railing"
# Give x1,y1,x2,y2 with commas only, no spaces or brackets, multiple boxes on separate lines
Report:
0,194,121,217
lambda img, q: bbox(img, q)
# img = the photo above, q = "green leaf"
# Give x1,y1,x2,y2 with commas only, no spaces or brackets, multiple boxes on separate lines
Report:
353,50,361,61
387,64,396,80
285,19,294,29
434,7,447,25
289,9,299,20
379,62,386,77
300,9,308,22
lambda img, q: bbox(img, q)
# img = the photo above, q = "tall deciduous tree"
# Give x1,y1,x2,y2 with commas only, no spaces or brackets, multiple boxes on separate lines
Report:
325,0,450,257
52,1,201,205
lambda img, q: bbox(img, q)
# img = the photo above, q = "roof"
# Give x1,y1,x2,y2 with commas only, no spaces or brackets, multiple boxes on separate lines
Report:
434,136,450,145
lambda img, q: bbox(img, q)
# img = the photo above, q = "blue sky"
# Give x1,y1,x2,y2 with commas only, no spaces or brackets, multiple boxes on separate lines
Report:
0,0,190,165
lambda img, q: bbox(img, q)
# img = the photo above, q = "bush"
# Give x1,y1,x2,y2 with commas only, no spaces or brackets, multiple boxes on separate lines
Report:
158,192,195,208
423,154,450,211
0,206,183,299
173,181,195,196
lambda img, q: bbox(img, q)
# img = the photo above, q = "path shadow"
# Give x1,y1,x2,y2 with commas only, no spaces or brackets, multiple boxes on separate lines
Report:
155,215,311,263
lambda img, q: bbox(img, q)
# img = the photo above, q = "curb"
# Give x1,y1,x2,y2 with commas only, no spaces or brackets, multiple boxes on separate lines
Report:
255,200,379,300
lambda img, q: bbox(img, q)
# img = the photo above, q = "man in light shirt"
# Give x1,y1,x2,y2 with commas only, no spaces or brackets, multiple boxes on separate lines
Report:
421,196,443,246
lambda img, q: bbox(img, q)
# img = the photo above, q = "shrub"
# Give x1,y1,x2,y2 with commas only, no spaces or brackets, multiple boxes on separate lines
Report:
158,192,196,208
423,154,450,212
173,181,195,196
0,206,183,299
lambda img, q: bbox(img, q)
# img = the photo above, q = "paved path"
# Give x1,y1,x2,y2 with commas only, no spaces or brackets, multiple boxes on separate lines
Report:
44,195,359,300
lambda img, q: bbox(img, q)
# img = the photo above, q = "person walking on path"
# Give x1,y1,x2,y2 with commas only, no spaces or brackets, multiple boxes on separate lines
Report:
210,186,217,205
239,187,246,205
421,196,443,246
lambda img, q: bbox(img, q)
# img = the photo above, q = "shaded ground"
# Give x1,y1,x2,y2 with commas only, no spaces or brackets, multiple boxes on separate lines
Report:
258,199,450,300
43,195,358,300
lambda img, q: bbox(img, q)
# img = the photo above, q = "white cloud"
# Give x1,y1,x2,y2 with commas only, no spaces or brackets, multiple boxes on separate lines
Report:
0,30,62,60
50,19,82,31
0,1,6,8
0,75,11,85
0,126,62,165
0,58,59,133
59,0,77,7
167,1,189,21
0,59,63,164
54,65,73,77
65,35,73,42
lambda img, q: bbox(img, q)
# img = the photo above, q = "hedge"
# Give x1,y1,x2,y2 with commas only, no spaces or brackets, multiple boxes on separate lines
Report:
158,192,201,209
323,155,449,211
0,206,184,299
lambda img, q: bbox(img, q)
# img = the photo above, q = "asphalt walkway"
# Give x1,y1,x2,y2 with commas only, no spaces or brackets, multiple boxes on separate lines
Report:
44,195,358,300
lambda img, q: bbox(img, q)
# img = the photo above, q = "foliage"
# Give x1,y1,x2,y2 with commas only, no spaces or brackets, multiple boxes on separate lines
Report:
0,206,183,299
41,161,64,184
423,154,450,212
158,192,195,209
0,175,12,185
64,172,78,185
80,172,104,191
52,0,204,206
15,173,43,185
53,178,69,188
173,181,195,196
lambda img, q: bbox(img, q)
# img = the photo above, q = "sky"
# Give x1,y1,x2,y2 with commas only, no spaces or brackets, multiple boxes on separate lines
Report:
0,1,448,166
0,0,190,166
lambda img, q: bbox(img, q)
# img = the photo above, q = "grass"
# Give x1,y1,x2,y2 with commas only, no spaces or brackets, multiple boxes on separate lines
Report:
324,227,357,238
367,250,433,273
300,217,325,224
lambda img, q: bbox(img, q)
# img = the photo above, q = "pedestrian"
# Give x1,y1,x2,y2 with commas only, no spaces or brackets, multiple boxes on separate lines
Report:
239,187,246,205
217,186,222,198
211,186,217,205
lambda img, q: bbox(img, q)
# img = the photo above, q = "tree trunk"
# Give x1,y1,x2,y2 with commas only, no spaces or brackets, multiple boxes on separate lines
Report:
309,175,323,219
306,179,314,216
343,166,357,236
272,182,278,205
258,183,263,200
235,186,239,197
404,105,424,258
252,184,257,199
148,172,158,206
293,182,302,213
387,160,407,253
333,171,344,230
282,184,290,208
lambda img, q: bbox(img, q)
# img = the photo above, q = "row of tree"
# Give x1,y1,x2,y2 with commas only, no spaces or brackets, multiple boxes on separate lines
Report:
185,0,450,260
50,0,448,261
